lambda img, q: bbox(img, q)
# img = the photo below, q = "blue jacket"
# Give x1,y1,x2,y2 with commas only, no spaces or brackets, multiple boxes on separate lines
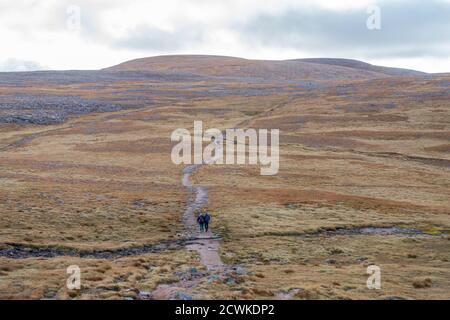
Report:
203,213,211,223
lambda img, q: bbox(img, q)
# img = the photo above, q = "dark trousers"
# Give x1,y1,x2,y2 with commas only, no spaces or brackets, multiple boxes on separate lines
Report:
204,222,209,232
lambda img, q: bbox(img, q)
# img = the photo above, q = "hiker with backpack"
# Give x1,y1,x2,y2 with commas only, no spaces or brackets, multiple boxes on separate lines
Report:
196,211,205,232
202,211,211,232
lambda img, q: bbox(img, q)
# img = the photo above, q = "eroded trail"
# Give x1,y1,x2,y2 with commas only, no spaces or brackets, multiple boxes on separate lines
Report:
182,164,223,271
148,164,225,299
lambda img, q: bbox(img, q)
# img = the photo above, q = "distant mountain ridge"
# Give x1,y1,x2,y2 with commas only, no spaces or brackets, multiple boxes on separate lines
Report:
105,55,427,81
297,58,426,77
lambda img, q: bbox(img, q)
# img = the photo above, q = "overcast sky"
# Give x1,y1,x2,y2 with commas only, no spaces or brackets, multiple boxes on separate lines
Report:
1,0,449,72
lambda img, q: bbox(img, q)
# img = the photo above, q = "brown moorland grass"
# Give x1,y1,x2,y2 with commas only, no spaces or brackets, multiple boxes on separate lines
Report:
0,68,449,299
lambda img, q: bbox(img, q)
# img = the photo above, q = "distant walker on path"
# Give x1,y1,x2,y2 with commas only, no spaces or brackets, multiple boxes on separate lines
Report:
202,211,211,232
197,211,205,232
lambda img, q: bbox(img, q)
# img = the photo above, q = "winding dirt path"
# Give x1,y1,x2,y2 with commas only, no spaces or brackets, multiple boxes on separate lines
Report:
182,164,223,271
148,164,225,299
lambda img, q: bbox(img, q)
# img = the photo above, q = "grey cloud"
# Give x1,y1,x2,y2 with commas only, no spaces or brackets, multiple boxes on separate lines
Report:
0,59,46,72
112,24,204,51
235,0,450,59
48,2,205,52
